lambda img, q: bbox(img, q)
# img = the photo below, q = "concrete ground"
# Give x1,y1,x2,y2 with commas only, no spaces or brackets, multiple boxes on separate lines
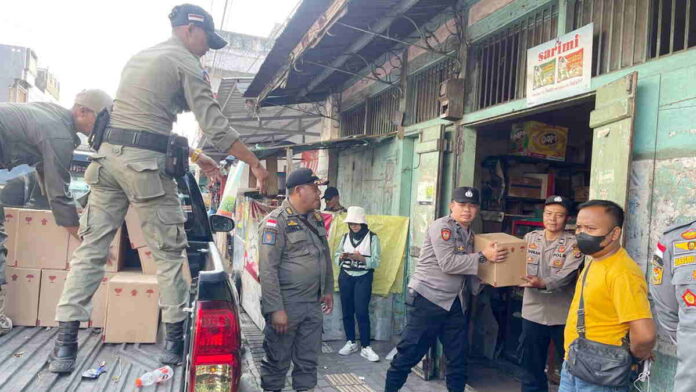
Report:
240,312,559,392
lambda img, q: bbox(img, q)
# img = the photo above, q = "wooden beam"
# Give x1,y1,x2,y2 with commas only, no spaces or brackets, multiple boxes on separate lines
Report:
226,114,322,122
233,124,321,136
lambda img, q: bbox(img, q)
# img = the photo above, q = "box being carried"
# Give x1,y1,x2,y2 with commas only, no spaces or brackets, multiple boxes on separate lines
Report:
475,233,527,287
510,121,568,161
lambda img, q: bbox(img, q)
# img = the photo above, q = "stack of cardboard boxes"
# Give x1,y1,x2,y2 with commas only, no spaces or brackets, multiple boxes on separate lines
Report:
3,206,183,344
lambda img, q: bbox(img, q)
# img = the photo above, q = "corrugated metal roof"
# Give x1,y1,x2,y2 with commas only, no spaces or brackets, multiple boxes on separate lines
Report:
245,0,457,106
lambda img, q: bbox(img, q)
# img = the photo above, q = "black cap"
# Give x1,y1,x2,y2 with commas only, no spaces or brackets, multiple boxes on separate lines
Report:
452,187,480,204
169,4,228,50
545,195,573,213
286,168,328,189
322,186,339,200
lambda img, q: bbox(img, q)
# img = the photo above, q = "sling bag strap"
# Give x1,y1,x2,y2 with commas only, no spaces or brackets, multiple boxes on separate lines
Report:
576,259,593,338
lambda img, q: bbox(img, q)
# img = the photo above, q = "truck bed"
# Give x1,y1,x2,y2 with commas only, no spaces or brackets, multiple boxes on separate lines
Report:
0,324,185,392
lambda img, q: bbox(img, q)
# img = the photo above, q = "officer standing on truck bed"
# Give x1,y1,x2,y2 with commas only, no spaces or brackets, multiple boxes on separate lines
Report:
258,168,334,392
50,3,269,373
0,89,113,337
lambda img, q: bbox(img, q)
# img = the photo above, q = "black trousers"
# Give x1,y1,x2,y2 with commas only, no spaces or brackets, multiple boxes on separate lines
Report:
385,293,469,392
338,269,373,347
519,319,565,392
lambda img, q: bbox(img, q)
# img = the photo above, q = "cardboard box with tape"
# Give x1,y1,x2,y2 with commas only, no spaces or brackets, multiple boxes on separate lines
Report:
67,227,125,272
103,272,160,343
15,209,69,270
3,207,19,267
37,270,88,328
510,121,569,161
475,233,527,287
4,267,41,326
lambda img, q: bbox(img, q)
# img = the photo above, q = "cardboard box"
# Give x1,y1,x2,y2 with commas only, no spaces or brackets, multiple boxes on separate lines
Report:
124,207,147,249
524,173,555,198
67,227,125,272
37,270,88,328
137,246,192,284
90,272,116,328
510,121,569,161
508,176,543,199
15,209,69,270
5,267,41,326
475,233,527,287
3,207,20,267
103,272,160,343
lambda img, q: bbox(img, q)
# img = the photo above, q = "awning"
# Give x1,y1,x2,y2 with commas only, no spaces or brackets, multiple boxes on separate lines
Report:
250,132,397,159
245,0,458,106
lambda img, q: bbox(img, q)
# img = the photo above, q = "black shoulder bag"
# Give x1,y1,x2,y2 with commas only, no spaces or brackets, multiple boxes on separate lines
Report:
566,260,635,387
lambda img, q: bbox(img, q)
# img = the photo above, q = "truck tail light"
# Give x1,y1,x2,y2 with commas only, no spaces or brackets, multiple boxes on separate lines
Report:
189,300,241,392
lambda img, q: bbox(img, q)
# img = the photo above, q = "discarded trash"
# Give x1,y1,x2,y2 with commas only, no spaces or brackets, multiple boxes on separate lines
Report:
111,357,122,383
13,352,24,358
82,361,107,379
135,366,173,388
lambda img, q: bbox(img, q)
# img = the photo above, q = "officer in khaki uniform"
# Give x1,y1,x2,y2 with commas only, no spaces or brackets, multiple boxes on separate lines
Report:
51,4,269,373
0,90,112,336
650,219,696,392
259,168,334,392
518,196,584,392
385,187,509,392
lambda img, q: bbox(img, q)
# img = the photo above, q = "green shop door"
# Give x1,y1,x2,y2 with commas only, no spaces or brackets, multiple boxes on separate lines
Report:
588,72,638,208
407,124,446,380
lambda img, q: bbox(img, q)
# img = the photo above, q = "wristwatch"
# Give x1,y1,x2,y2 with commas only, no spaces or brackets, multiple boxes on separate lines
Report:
477,251,487,263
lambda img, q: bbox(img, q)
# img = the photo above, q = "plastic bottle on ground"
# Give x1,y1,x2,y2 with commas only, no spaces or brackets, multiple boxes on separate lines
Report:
135,366,174,388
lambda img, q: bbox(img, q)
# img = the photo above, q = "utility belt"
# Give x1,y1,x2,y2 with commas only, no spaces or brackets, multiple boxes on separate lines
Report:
90,121,189,177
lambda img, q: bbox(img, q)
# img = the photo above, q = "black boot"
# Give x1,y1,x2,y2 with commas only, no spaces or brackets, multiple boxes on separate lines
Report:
48,321,80,373
160,321,184,365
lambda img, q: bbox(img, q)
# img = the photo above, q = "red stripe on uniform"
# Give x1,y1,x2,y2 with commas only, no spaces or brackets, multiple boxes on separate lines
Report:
657,242,666,252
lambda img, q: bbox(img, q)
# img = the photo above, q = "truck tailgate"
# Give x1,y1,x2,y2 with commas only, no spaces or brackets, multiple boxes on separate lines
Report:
0,325,185,392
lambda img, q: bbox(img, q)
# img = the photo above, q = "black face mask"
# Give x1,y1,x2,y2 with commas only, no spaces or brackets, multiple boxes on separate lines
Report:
576,228,615,255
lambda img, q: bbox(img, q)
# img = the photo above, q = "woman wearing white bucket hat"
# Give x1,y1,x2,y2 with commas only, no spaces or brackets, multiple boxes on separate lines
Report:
336,206,382,362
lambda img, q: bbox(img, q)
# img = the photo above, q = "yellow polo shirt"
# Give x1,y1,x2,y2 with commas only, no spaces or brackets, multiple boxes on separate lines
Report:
564,248,652,356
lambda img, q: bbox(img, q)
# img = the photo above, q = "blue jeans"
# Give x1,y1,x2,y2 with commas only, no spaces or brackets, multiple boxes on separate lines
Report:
559,362,629,392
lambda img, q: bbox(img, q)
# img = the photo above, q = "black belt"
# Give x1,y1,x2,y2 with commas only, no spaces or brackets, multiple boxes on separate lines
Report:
104,127,168,154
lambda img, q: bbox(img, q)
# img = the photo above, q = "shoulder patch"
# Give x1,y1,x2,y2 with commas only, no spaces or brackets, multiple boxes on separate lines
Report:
681,228,696,240
262,229,277,245
572,245,583,259
266,219,278,228
441,228,451,241
650,264,663,285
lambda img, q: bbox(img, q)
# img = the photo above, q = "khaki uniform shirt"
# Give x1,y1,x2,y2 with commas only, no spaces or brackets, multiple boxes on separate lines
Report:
409,216,481,313
0,102,80,227
649,221,696,392
522,230,584,326
110,36,239,152
258,200,334,315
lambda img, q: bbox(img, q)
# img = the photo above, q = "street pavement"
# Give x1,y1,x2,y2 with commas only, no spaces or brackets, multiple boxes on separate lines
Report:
239,312,553,392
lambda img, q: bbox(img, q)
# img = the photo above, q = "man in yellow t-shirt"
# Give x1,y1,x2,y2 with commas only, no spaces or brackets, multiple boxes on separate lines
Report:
559,200,656,392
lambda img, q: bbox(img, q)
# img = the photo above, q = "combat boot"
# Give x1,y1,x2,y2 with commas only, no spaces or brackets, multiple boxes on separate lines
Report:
160,321,184,365
48,321,80,373
0,287,12,336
